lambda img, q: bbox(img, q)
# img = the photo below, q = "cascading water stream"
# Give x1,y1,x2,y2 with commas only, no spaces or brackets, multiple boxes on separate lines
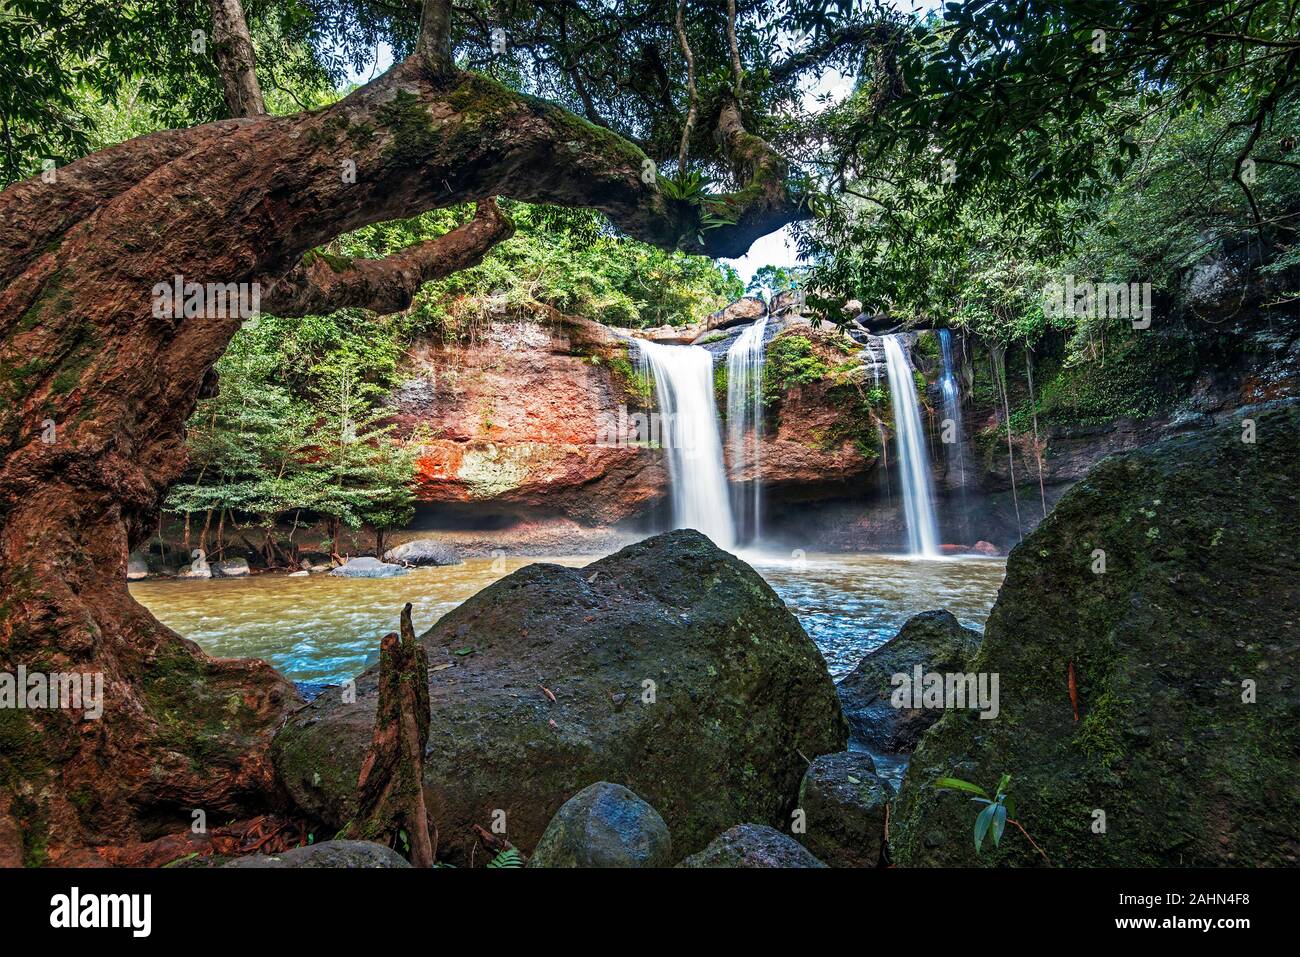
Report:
937,329,967,486
637,340,736,550
881,334,940,557
725,316,768,545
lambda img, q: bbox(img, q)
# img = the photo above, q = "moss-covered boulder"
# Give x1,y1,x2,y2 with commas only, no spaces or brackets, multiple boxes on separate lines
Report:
528,782,672,868
892,399,1300,867
796,751,892,867
678,824,826,868
836,610,983,753
273,529,847,864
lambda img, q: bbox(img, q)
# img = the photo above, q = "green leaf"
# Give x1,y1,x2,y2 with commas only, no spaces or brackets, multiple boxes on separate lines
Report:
991,802,1008,847
974,802,997,852
935,776,989,799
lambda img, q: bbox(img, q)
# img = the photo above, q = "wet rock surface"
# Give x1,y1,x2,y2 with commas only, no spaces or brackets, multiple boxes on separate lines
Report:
221,840,410,868
796,751,892,867
836,610,983,753
329,556,409,578
382,538,462,566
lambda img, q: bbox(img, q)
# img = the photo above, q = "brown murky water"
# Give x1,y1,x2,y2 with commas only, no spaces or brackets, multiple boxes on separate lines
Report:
130,550,1006,685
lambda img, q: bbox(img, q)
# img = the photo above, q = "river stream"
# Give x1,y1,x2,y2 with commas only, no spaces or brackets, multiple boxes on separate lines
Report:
130,551,1006,686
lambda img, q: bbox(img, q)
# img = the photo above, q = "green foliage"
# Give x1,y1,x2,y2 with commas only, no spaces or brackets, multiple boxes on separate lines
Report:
1006,333,1198,430
165,310,414,547
935,774,1015,854
335,203,742,335
746,264,805,298
0,0,336,184
485,848,524,868
762,334,830,405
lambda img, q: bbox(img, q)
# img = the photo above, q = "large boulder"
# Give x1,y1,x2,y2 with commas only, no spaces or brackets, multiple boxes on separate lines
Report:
273,529,847,864
328,556,408,579
221,840,410,868
836,611,983,753
796,751,892,868
705,296,767,332
528,782,672,868
678,824,826,868
892,400,1300,867
382,538,462,567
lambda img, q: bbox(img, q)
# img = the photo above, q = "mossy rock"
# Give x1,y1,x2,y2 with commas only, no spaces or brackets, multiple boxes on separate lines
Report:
796,751,891,868
678,824,826,868
273,530,847,864
892,399,1300,867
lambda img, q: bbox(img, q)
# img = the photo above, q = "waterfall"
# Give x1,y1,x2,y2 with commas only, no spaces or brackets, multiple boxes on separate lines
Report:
637,340,736,550
726,317,768,545
937,329,967,487
881,335,940,557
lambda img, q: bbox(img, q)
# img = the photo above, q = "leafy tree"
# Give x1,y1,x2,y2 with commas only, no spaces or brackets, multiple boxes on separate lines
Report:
746,264,804,298
306,353,415,557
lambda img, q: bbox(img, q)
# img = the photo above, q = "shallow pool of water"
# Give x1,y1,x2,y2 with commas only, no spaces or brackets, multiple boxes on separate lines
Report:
130,551,1006,685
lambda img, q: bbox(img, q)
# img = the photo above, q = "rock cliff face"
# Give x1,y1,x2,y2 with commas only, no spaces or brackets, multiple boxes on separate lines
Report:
391,308,664,527
382,296,1298,555
388,308,881,541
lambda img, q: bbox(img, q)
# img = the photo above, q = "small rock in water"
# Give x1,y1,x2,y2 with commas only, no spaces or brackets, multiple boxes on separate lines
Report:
382,539,462,567
221,840,410,868
836,610,982,754
212,558,250,578
126,555,149,581
329,556,409,579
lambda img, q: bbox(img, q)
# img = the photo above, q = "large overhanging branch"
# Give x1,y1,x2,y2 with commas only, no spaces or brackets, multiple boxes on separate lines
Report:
263,199,514,318
700,97,811,256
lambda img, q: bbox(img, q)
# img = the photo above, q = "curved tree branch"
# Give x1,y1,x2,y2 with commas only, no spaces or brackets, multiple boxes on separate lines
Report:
705,97,810,254
263,199,515,317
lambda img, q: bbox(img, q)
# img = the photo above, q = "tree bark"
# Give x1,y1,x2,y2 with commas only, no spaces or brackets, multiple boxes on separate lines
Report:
0,49,806,861
349,604,433,866
207,0,267,118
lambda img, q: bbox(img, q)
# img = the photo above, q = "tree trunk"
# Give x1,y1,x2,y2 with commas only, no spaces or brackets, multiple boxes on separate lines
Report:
0,50,805,861
207,0,267,118
349,604,433,866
